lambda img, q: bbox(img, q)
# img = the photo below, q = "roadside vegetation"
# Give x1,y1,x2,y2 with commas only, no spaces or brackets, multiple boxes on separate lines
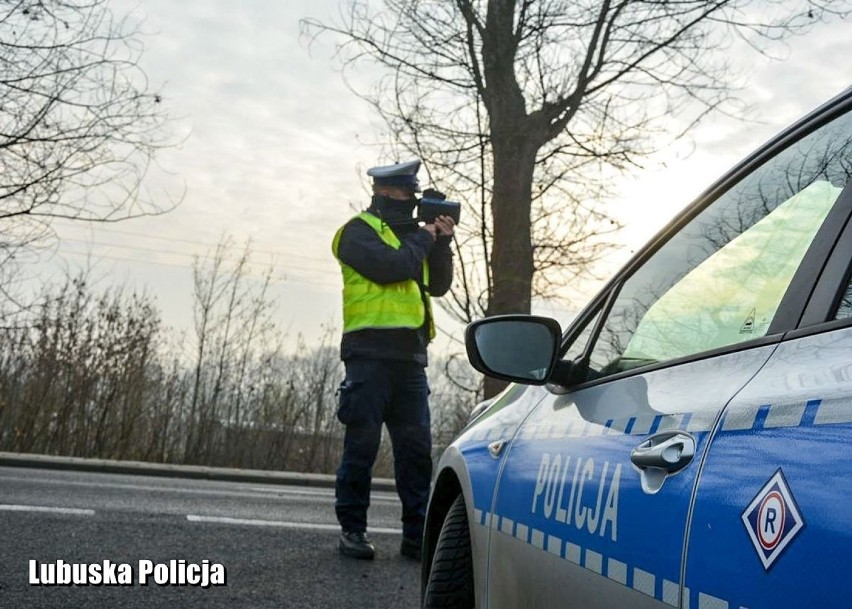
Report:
0,253,480,477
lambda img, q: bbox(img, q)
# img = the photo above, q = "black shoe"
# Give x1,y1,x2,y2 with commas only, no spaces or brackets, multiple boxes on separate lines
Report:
339,530,375,560
400,536,422,561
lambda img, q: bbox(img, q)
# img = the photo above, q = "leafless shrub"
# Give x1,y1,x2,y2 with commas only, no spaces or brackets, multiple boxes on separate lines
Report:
0,247,480,476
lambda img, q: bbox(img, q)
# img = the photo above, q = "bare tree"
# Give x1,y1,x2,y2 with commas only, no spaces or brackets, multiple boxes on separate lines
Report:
187,236,285,464
302,0,850,395
0,0,178,309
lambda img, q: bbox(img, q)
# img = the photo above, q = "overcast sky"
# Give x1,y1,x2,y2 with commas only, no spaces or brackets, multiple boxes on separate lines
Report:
36,0,852,355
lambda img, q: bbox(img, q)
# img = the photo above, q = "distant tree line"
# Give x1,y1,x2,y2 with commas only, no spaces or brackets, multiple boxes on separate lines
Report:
0,246,480,477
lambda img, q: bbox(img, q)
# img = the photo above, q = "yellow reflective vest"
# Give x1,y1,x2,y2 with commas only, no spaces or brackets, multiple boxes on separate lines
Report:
332,212,435,340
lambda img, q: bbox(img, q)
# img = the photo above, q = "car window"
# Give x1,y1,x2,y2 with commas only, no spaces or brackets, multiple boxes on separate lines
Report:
588,109,852,378
560,306,601,363
834,273,852,320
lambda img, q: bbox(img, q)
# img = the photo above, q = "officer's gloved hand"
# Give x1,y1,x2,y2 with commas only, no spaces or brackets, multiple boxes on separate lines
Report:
421,188,446,201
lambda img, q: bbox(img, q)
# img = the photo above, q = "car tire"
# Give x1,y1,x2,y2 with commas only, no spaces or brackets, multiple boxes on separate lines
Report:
422,494,475,609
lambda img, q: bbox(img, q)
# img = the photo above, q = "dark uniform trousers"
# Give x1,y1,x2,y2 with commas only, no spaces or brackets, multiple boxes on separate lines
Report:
335,358,432,541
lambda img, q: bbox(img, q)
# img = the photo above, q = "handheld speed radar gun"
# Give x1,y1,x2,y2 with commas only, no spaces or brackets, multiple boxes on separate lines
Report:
418,188,461,225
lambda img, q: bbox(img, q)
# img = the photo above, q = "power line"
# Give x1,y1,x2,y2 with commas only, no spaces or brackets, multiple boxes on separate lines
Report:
53,219,335,264
58,237,339,278
53,249,342,290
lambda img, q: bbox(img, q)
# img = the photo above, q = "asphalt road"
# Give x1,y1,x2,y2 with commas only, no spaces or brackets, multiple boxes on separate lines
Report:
0,466,420,609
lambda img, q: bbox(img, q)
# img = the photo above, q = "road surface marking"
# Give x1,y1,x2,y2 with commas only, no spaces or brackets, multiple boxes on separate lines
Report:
0,504,95,516
186,514,401,534
0,472,398,504
247,486,399,504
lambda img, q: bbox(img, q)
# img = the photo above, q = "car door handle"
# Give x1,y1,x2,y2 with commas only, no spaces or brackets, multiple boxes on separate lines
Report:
630,431,696,474
630,431,696,494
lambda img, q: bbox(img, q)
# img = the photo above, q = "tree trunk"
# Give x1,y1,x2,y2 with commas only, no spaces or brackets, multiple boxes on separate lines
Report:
486,138,536,317
482,134,537,398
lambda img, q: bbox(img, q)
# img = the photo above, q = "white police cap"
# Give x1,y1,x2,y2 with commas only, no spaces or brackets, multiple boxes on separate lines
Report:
367,159,421,191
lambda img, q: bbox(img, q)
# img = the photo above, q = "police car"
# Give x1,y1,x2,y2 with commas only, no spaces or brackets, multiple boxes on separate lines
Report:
421,85,852,609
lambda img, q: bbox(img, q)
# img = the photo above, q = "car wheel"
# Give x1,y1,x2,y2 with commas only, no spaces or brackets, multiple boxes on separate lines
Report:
423,494,475,609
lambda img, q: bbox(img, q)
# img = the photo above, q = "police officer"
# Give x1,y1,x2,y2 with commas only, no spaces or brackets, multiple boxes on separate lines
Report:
331,159,455,560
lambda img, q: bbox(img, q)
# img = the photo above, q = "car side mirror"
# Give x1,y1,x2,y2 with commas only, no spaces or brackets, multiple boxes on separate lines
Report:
465,315,561,385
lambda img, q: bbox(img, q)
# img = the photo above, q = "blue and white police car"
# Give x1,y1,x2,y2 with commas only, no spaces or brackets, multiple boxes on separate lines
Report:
420,85,852,609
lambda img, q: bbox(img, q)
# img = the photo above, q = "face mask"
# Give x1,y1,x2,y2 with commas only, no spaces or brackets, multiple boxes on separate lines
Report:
372,194,417,222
